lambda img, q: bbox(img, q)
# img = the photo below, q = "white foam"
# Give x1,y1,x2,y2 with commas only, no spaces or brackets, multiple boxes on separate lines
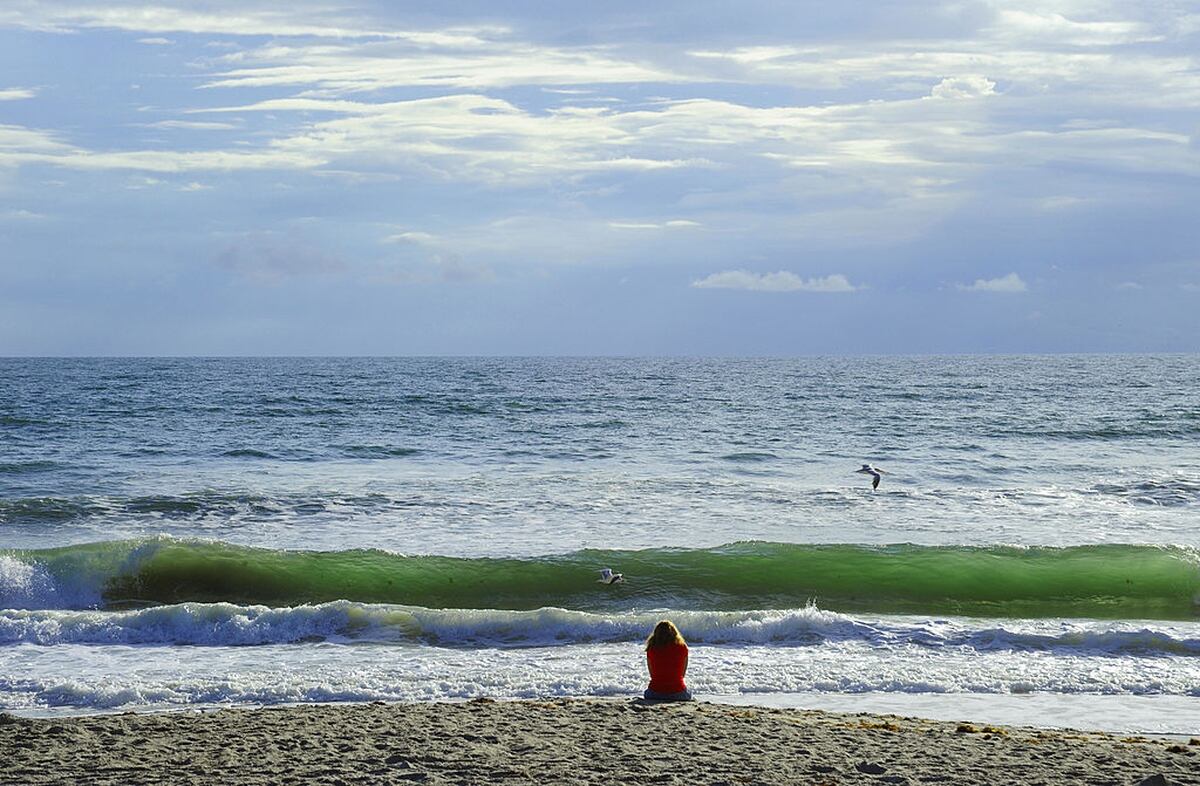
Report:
2,638,1200,728
0,556,69,609
405,605,876,648
711,693,1200,737
0,604,926,648
0,554,108,611
3,603,1200,660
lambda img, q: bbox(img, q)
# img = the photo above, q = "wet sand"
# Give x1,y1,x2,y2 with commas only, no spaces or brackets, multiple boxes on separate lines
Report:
2,698,1198,785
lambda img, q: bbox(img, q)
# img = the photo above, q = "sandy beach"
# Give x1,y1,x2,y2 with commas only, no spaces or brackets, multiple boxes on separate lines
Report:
2,699,1197,785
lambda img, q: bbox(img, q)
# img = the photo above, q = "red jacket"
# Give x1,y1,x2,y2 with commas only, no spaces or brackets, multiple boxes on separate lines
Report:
646,642,688,694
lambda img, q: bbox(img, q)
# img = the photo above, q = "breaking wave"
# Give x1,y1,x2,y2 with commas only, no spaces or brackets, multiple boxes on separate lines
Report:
3,538,1198,619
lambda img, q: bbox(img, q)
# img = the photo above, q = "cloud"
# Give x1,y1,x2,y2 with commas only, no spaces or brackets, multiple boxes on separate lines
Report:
383,231,438,245
692,270,859,292
0,6,500,42
376,252,495,284
142,120,240,131
958,272,1028,293
929,75,996,100
0,209,46,220
581,157,709,171
193,91,955,187
609,219,701,230
1037,195,1088,211
1,5,1197,262
4,61,1195,197
989,10,1161,47
216,233,346,283
3,2,1198,194
430,253,494,283
0,88,36,101
193,94,721,183
0,124,74,155
137,37,174,46
0,120,325,172
126,176,164,189
685,37,1200,111
203,39,686,93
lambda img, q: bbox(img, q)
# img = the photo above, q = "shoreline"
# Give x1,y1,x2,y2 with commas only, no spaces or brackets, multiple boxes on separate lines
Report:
3,698,1198,785
7,692,1200,739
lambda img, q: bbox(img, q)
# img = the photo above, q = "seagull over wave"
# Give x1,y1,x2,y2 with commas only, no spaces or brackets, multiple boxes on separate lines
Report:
855,464,886,490
597,568,624,584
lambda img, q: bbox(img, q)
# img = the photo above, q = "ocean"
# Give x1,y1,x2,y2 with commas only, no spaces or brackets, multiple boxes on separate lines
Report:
2,356,1198,733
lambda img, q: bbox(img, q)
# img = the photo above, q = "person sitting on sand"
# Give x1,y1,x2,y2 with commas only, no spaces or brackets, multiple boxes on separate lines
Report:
643,620,693,701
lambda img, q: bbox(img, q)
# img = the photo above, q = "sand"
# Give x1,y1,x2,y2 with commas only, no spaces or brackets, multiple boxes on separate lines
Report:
2,698,1198,785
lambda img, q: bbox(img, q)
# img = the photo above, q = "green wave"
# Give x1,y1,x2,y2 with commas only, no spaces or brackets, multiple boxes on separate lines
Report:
8,539,1200,619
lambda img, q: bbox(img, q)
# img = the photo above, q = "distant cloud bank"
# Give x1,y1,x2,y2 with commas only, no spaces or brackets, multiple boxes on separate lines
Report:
692,270,859,293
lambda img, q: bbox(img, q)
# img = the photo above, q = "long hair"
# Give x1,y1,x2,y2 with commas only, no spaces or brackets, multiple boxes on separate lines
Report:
645,620,686,651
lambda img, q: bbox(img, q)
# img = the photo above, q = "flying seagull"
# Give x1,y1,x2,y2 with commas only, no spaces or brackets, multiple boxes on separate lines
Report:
597,568,624,584
855,464,886,490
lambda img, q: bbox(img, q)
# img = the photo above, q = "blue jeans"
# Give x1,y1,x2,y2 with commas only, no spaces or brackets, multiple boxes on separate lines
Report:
643,688,693,702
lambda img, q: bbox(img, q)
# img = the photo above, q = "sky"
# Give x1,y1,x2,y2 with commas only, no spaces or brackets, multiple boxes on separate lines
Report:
1,1,1198,355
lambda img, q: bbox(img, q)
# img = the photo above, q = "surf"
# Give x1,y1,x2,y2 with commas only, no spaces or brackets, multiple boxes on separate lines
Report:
3,602,1200,654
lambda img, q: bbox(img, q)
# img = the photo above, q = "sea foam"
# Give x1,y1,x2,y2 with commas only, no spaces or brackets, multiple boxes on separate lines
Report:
3,602,1199,657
